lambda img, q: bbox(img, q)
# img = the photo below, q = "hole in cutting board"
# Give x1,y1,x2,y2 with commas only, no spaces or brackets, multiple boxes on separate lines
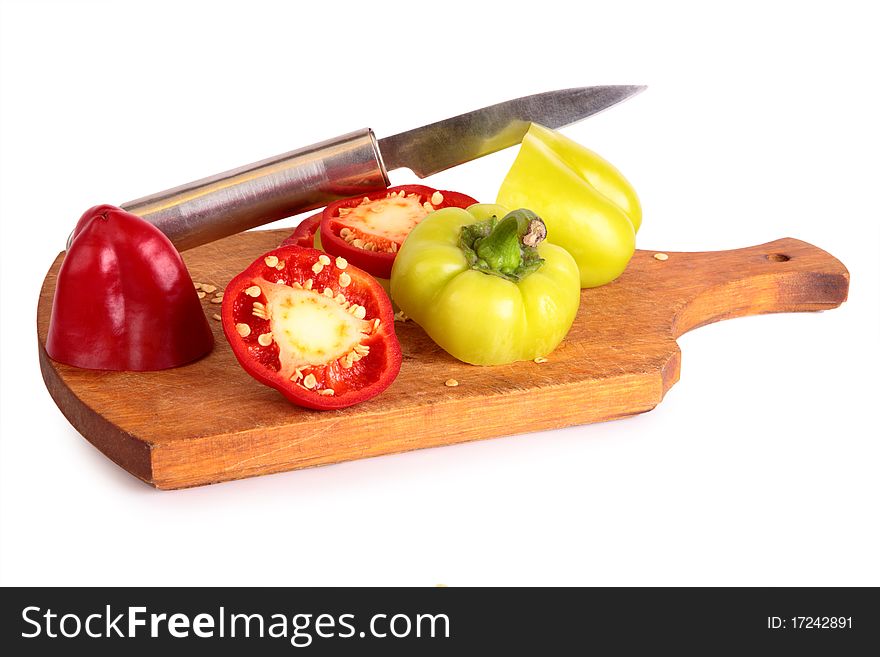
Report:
766,253,791,262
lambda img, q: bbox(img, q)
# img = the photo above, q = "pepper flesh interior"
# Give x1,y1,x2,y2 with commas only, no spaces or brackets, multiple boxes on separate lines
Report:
260,279,371,379
336,194,429,251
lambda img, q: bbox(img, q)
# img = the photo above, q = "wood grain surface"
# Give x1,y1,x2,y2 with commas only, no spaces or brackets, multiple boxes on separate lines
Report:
36,230,849,489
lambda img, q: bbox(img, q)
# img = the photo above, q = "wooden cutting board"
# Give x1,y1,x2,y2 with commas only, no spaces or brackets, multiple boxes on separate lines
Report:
37,230,849,489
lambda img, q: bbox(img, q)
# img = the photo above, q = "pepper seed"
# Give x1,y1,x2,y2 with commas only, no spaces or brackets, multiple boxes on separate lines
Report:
264,255,279,268
257,332,273,347
245,285,261,297
653,253,669,261
445,379,459,387
235,323,251,337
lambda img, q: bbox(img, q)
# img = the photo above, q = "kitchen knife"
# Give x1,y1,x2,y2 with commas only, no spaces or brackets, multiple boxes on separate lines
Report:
112,85,645,251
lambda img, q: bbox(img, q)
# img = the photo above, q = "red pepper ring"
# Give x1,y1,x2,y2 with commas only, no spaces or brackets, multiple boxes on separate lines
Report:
320,185,478,278
221,245,401,410
280,211,322,248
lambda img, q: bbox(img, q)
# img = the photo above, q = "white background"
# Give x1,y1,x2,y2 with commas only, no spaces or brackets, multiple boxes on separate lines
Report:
1,0,878,586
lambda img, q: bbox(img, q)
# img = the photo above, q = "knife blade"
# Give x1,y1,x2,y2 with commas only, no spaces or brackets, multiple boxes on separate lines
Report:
114,85,644,251
379,85,646,178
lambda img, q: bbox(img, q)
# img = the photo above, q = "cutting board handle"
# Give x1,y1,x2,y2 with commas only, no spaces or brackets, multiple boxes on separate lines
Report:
658,238,849,337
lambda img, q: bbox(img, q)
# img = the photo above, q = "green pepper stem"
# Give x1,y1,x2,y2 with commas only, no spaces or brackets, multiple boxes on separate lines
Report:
475,210,547,276
458,209,547,282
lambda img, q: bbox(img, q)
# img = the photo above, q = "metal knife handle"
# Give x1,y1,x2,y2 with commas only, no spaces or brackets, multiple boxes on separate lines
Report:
117,128,389,251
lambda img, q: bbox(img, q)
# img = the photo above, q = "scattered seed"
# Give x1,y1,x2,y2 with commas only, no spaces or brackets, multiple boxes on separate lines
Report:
257,332,273,346
339,272,351,288
312,262,324,274
245,285,261,297
431,191,444,205
318,254,331,266
653,253,669,261
335,256,348,270
302,373,317,389
264,255,279,268
445,378,459,387
319,389,335,396
235,323,251,337
212,313,221,321
197,291,206,299
193,282,202,290
534,357,549,364
201,284,217,294
394,310,408,322
210,297,222,304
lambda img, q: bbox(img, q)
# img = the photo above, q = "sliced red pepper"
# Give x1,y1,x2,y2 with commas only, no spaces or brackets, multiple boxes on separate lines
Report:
319,185,477,278
46,204,213,371
221,245,401,410
280,211,322,248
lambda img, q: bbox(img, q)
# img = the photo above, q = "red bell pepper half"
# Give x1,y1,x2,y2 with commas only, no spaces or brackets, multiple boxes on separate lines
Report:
318,185,477,278
46,204,214,370
221,245,401,410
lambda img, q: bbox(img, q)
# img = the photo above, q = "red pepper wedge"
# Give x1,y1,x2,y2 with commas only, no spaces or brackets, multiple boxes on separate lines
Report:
46,204,214,370
221,245,401,410
319,185,477,278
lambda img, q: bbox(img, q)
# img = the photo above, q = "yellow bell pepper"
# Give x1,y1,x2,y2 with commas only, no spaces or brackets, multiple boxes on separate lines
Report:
497,123,642,288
